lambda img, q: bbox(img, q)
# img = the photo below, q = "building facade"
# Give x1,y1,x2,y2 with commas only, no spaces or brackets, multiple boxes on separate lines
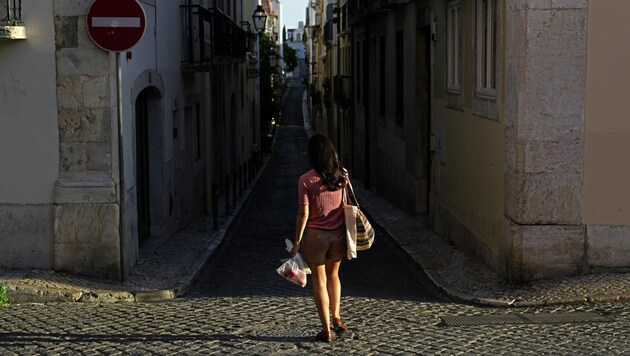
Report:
431,0,630,281
0,0,262,280
286,21,306,79
348,0,432,215
309,0,630,281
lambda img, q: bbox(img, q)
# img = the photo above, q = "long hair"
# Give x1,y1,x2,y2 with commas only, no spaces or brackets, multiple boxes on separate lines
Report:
307,134,346,191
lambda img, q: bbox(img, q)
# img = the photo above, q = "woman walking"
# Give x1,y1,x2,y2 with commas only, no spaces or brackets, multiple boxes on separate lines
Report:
290,134,350,342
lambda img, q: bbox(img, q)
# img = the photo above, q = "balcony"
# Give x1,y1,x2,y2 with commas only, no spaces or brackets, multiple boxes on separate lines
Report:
181,5,247,72
0,0,26,40
348,0,410,25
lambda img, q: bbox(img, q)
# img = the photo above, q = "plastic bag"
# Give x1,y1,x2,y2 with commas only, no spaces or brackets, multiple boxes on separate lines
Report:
282,239,311,274
276,239,310,287
276,253,308,287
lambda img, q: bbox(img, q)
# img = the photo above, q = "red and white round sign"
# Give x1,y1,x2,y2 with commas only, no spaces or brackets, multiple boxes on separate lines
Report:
87,0,146,52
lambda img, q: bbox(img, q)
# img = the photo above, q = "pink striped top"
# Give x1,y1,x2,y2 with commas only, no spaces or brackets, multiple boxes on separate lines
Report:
298,169,345,230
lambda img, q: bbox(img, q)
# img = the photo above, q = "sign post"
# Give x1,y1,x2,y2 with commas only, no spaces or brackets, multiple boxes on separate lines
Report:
87,0,146,52
86,0,146,277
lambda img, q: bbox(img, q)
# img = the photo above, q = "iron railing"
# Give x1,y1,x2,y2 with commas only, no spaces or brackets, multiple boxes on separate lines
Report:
181,5,247,71
348,0,409,24
1,0,22,25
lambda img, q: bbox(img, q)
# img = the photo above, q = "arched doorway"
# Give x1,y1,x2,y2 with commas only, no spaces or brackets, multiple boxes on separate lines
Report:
135,86,163,246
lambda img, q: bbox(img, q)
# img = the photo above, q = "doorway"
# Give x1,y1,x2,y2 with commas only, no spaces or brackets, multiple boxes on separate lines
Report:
135,87,163,246
416,26,432,215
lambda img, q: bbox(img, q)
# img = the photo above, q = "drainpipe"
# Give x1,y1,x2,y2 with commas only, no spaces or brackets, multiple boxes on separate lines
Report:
116,52,127,281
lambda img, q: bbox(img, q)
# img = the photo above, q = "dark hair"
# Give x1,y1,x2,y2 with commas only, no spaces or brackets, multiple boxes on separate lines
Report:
307,134,346,191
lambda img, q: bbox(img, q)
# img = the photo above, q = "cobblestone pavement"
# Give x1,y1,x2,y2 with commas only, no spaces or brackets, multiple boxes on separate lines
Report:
1,297,629,354
1,84,630,354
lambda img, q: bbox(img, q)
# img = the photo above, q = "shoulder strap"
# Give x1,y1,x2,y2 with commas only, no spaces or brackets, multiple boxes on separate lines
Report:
345,180,360,209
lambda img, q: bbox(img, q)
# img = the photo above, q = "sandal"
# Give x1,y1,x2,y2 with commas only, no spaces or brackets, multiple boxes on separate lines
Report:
332,318,348,333
315,329,333,342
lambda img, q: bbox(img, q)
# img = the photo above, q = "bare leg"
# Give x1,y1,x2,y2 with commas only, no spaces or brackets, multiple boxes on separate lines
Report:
310,263,330,332
325,259,342,320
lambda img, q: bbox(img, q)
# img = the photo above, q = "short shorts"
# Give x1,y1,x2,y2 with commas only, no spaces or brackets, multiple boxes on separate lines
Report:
301,226,346,266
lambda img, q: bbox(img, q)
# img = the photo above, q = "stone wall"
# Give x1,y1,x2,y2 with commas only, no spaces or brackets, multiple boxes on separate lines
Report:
0,206,55,269
52,0,121,280
502,0,587,281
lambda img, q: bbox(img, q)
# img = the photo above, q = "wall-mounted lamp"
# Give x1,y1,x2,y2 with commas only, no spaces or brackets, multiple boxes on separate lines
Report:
247,5,267,79
252,5,267,34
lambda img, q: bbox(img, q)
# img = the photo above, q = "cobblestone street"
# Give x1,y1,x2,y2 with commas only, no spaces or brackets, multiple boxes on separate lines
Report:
2,295,629,354
1,85,629,355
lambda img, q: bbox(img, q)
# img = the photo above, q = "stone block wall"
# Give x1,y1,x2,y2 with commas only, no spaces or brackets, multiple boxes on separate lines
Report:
52,0,121,280
54,204,120,279
0,206,55,269
587,226,630,272
502,0,587,281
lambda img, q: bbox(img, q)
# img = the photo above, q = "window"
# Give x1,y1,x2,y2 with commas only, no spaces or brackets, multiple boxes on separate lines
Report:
447,1,461,93
476,0,497,98
395,30,404,127
355,41,361,104
195,103,202,161
379,35,386,118
1,0,23,25
363,39,368,105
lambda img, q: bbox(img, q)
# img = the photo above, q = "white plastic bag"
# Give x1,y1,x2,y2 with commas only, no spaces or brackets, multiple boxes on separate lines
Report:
282,240,311,274
276,253,308,287
276,240,311,287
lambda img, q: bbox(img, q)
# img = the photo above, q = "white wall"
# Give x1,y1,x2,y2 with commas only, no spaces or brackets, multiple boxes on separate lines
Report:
0,1,59,204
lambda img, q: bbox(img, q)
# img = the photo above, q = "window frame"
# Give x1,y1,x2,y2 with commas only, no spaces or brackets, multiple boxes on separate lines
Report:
379,34,386,119
446,0,462,94
475,0,497,99
395,29,404,128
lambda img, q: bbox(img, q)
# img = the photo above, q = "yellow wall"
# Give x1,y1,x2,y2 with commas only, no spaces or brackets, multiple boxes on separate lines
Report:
583,0,630,225
433,109,505,253
432,1,505,253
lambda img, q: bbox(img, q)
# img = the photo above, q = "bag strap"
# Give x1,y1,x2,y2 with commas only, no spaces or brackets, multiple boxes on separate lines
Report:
341,168,360,208
345,179,360,209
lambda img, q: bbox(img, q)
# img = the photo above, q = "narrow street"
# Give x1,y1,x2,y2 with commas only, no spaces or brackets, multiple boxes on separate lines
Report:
0,84,628,355
187,82,442,302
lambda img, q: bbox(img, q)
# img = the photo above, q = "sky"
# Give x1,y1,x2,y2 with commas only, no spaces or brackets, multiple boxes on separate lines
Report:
282,0,308,30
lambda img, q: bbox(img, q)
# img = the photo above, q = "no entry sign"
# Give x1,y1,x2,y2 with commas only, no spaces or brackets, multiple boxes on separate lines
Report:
87,0,146,52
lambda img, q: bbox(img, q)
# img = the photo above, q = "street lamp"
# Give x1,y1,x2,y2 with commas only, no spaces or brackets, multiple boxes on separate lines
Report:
252,5,267,34
251,5,267,157
247,6,267,79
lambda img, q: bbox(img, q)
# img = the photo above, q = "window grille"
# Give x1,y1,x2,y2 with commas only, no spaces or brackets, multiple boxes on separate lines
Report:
0,0,22,25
